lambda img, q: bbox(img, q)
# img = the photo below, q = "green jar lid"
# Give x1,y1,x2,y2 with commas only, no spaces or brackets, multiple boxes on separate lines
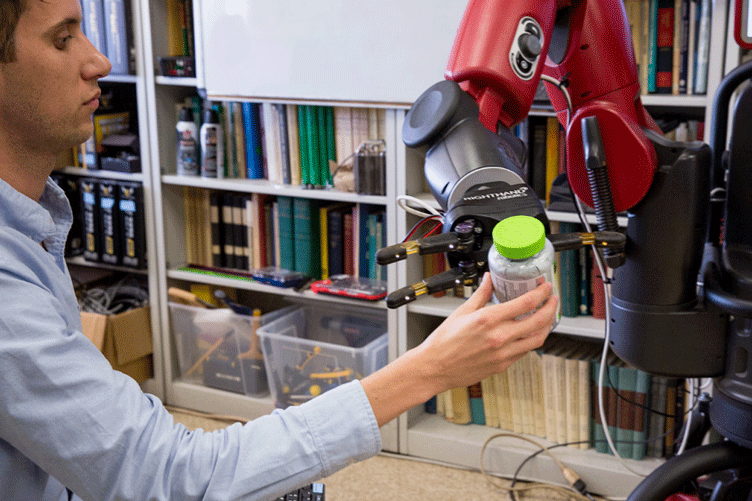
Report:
492,215,545,259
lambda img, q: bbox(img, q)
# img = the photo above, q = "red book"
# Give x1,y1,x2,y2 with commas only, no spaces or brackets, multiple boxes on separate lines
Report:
655,0,675,93
591,252,606,320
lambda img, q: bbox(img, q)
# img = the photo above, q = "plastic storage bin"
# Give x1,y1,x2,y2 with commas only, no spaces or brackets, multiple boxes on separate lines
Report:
168,302,294,396
257,304,388,408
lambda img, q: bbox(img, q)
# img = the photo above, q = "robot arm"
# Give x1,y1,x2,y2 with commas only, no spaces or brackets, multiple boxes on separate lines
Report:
380,0,726,376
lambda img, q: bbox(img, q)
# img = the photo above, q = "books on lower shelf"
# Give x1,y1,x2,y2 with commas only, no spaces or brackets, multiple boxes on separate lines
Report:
427,334,687,461
181,189,386,282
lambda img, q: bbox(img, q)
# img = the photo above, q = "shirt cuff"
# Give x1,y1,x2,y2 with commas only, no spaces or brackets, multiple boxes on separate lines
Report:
296,380,381,477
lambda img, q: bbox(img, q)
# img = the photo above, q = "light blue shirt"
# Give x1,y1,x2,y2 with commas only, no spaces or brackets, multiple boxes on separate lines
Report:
0,177,381,501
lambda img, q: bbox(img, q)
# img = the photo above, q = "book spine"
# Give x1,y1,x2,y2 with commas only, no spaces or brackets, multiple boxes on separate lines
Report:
118,181,146,268
80,178,101,262
286,105,301,186
98,180,121,265
242,103,263,179
81,0,108,55
647,0,659,93
693,0,711,94
102,0,131,75
468,382,485,425
655,0,675,94
277,196,295,271
632,370,651,460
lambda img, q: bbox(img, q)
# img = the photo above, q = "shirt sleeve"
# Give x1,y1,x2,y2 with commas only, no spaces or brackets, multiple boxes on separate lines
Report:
0,268,381,501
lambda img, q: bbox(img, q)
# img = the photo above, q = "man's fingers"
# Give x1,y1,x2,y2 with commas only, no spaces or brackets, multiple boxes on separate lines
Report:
490,281,554,319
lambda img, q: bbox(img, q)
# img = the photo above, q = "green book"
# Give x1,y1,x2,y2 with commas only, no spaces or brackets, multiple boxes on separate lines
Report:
305,106,320,186
591,360,608,453
297,105,310,185
324,106,336,185
616,364,637,459
558,222,581,317
276,196,295,271
632,370,651,460
316,106,328,187
292,197,321,278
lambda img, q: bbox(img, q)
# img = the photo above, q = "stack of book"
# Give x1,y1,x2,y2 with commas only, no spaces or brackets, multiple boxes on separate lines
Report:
429,334,690,461
181,190,386,282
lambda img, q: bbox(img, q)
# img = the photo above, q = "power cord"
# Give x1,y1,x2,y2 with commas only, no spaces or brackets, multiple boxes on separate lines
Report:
78,277,149,315
480,433,598,501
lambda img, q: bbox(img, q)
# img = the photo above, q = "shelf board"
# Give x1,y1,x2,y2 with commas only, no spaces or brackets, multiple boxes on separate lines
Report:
169,380,276,420
155,76,198,87
162,175,387,204
101,74,139,84
66,255,148,275
406,413,661,499
167,268,388,309
407,295,606,339
56,167,144,182
641,93,708,108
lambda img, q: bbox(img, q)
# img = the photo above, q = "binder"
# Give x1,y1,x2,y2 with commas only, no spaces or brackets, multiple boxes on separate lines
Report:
80,178,101,262
118,181,147,268
98,180,121,265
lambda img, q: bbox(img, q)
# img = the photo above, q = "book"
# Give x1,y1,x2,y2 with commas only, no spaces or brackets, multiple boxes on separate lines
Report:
98,180,121,265
646,375,669,458
80,178,101,262
322,203,352,278
276,196,295,271
242,103,264,179
480,375,499,428
655,0,675,94
529,118,548,201
297,105,310,185
545,117,560,204
591,250,606,319
292,197,322,278
468,382,485,425
693,0,711,94
232,194,248,270
102,0,134,75
632,369,652,460
559,222,581,317
647,0,659,93
277,104,291,185
81,0,107,56
446,387,472,425
591,358,608,453
118,181,146,268
232,103,246,178
615,362,637,458
334,107,353,165
286,105,301,186
494,371,513,431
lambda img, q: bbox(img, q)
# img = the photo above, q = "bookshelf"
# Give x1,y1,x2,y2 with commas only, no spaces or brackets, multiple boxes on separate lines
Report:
133,0,742,498
53,0,163,400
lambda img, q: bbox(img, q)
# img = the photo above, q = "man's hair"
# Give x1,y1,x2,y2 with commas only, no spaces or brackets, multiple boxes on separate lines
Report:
0,0,28,63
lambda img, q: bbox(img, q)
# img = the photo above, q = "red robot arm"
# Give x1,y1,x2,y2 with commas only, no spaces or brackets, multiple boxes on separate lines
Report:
445,0,662,212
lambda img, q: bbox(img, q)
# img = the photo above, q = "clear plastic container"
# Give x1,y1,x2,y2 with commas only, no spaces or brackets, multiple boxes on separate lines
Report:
488,215,560,327
257,304,388,408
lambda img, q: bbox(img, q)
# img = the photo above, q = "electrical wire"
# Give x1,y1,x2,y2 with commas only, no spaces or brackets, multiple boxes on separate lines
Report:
397,194,443,218
479,433,597,501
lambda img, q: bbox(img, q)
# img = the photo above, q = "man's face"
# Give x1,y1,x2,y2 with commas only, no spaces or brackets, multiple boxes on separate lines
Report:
0,0,112,155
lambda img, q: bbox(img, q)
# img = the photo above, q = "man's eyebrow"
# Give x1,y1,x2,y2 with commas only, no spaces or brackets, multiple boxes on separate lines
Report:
44,16,81,36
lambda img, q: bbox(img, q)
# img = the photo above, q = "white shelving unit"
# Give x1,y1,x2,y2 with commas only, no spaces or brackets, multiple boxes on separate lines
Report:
132,0,741,498
59,0,163,400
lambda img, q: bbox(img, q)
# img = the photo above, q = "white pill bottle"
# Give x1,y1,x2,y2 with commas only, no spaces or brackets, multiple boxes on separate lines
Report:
488,215,560,328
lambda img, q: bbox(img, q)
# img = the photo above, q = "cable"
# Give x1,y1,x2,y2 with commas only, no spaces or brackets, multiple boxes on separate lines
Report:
676,378,697,456
479,433,597,500
397,194,442,218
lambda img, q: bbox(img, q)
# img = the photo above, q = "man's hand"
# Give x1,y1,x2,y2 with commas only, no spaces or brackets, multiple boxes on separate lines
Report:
361,272,558,427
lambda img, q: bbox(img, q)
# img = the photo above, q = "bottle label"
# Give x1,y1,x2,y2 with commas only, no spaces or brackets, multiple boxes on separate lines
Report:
177,129,198,176
491,267,560,324
491,274,546,304
202,127,218,177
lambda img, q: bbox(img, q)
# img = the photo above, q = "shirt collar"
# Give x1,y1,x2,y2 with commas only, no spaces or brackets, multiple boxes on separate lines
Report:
0,177,73,254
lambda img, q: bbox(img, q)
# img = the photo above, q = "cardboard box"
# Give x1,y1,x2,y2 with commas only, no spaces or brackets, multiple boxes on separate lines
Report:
80,306,154,383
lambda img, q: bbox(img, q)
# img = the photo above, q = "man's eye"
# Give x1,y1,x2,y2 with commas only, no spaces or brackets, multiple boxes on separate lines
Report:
54,32,73,50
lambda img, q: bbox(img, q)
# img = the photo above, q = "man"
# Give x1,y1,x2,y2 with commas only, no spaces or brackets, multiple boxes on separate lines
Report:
0,0,558,499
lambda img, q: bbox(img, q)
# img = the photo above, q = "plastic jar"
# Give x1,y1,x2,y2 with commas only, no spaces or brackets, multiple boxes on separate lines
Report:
488,215,560,327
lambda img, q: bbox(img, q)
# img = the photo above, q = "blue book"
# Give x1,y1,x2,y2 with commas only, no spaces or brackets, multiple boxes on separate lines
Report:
242,103,264,179
81,0,107,56
103,0,131,74
558,222,581,317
